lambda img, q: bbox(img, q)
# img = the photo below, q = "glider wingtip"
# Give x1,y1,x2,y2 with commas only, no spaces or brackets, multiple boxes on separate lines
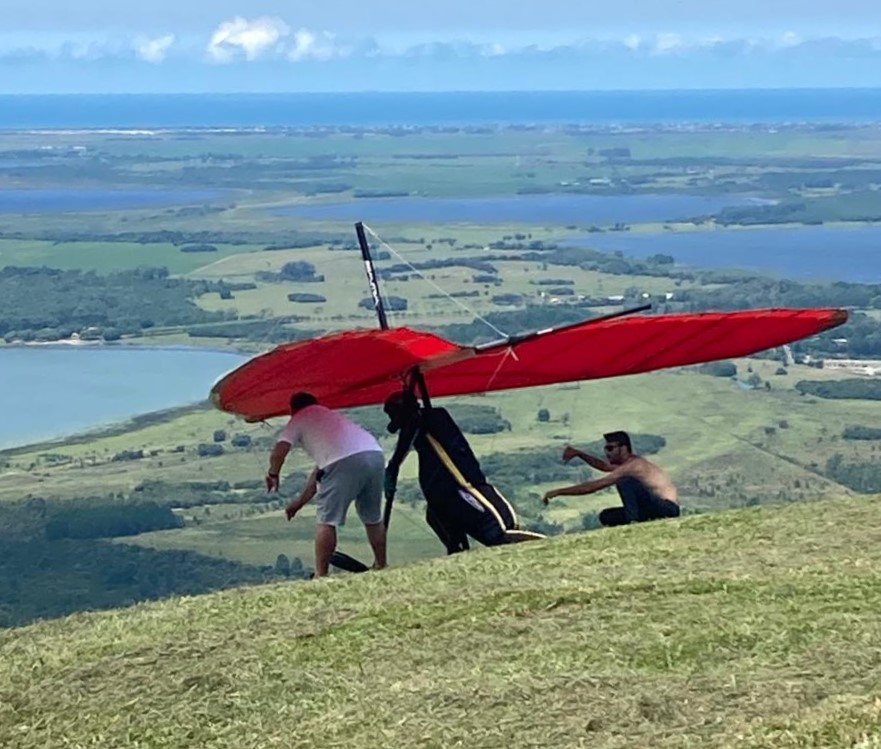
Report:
817,307,849,332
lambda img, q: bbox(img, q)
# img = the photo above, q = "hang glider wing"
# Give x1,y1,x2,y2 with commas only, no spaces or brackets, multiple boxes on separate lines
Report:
210,327,462,420
421,307,848,398
211,307,847,420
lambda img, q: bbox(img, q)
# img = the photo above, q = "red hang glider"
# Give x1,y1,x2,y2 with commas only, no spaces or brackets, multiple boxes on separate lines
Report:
211,307,847,420
211,222,848,418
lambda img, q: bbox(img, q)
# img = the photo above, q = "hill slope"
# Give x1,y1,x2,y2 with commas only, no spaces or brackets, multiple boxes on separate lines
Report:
2,496,881,749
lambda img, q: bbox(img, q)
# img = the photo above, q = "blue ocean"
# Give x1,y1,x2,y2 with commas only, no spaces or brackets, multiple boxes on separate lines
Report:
2,89,881,129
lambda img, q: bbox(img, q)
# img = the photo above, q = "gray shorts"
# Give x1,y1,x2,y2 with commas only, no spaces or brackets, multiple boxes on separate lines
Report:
315,450,384,527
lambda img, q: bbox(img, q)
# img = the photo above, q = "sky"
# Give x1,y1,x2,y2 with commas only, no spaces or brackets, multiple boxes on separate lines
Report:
3,0,881,93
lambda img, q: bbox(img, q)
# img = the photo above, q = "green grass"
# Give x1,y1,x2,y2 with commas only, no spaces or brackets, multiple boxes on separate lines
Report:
2,496,880,748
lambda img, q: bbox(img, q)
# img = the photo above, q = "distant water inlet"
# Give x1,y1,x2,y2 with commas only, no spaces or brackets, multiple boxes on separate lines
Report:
0,346,248,450
0,188,222,214
559,226,881,284
274,194,750,225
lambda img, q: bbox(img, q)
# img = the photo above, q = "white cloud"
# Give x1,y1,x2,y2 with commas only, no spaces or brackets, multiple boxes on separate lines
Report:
623,34,642,51
653,33,684,54
6,25,881,70
207,16,289,62
370,32,881,62
137,34,175,63
778,31,802,48
699,34,725,47
58,39,126,61
287,29,346,61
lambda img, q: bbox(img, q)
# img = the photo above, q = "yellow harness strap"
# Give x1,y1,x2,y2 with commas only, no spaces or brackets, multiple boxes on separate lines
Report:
425,434,511,530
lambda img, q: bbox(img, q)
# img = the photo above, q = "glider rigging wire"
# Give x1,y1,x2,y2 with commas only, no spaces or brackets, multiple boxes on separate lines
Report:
363,223,509,340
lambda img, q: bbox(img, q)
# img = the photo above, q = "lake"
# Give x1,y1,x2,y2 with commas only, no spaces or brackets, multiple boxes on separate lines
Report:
559,226,881,284
273,194,750,225
0,188,221,214
0,346,248,450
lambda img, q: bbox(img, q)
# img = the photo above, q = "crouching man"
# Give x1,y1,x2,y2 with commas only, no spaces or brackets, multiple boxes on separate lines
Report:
543,431,680,526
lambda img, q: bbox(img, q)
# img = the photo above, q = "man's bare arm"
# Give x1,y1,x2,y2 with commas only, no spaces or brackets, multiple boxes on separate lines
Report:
562,445,613,472
543,465,628,504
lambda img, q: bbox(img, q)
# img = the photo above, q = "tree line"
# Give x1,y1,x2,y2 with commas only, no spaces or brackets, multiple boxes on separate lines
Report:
0,266,229,342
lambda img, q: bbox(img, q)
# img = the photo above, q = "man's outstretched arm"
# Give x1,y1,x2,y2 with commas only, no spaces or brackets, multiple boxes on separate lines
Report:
543,470,622,505
562,445,613,472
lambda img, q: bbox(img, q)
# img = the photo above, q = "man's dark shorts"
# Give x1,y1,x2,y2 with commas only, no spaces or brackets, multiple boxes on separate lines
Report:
599,476,681,526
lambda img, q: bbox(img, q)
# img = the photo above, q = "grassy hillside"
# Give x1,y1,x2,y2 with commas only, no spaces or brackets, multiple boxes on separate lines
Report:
2,496,880,749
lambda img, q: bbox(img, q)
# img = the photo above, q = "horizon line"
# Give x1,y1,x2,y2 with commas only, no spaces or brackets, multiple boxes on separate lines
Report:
3,86,881,97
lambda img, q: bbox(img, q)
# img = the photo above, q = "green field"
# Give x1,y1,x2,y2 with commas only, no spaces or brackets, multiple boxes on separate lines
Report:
185,237,712,328
0,238,267,274
3,496,880,749
4,123,881,249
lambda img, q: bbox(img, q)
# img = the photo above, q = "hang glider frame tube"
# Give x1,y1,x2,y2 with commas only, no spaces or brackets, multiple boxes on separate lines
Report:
473,302,653,352
356,221,389,331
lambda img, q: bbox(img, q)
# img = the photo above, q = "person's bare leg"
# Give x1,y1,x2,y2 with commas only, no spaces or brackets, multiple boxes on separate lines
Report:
364,522,387,570
314,524,337,578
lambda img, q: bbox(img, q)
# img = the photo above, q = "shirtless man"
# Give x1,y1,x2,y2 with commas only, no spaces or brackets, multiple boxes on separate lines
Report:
542,430,680,526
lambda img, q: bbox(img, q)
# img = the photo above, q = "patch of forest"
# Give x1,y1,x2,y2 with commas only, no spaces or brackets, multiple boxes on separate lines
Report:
0,266,229,342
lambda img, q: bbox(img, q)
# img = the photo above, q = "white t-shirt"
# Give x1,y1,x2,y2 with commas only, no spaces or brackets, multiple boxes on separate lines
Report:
276,404,382,469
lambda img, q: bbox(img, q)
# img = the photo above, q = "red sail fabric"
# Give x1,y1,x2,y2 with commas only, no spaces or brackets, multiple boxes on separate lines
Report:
210,307,847,420
211,327,460,419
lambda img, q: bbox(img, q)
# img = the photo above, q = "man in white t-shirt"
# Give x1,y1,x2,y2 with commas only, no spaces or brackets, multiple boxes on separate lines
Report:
266,392,387,577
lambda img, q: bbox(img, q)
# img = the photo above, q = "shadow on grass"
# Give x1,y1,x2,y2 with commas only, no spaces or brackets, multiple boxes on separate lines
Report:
0,538,299,629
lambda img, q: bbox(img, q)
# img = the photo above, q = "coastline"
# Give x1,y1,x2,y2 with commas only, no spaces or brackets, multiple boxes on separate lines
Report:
0,402,214,456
